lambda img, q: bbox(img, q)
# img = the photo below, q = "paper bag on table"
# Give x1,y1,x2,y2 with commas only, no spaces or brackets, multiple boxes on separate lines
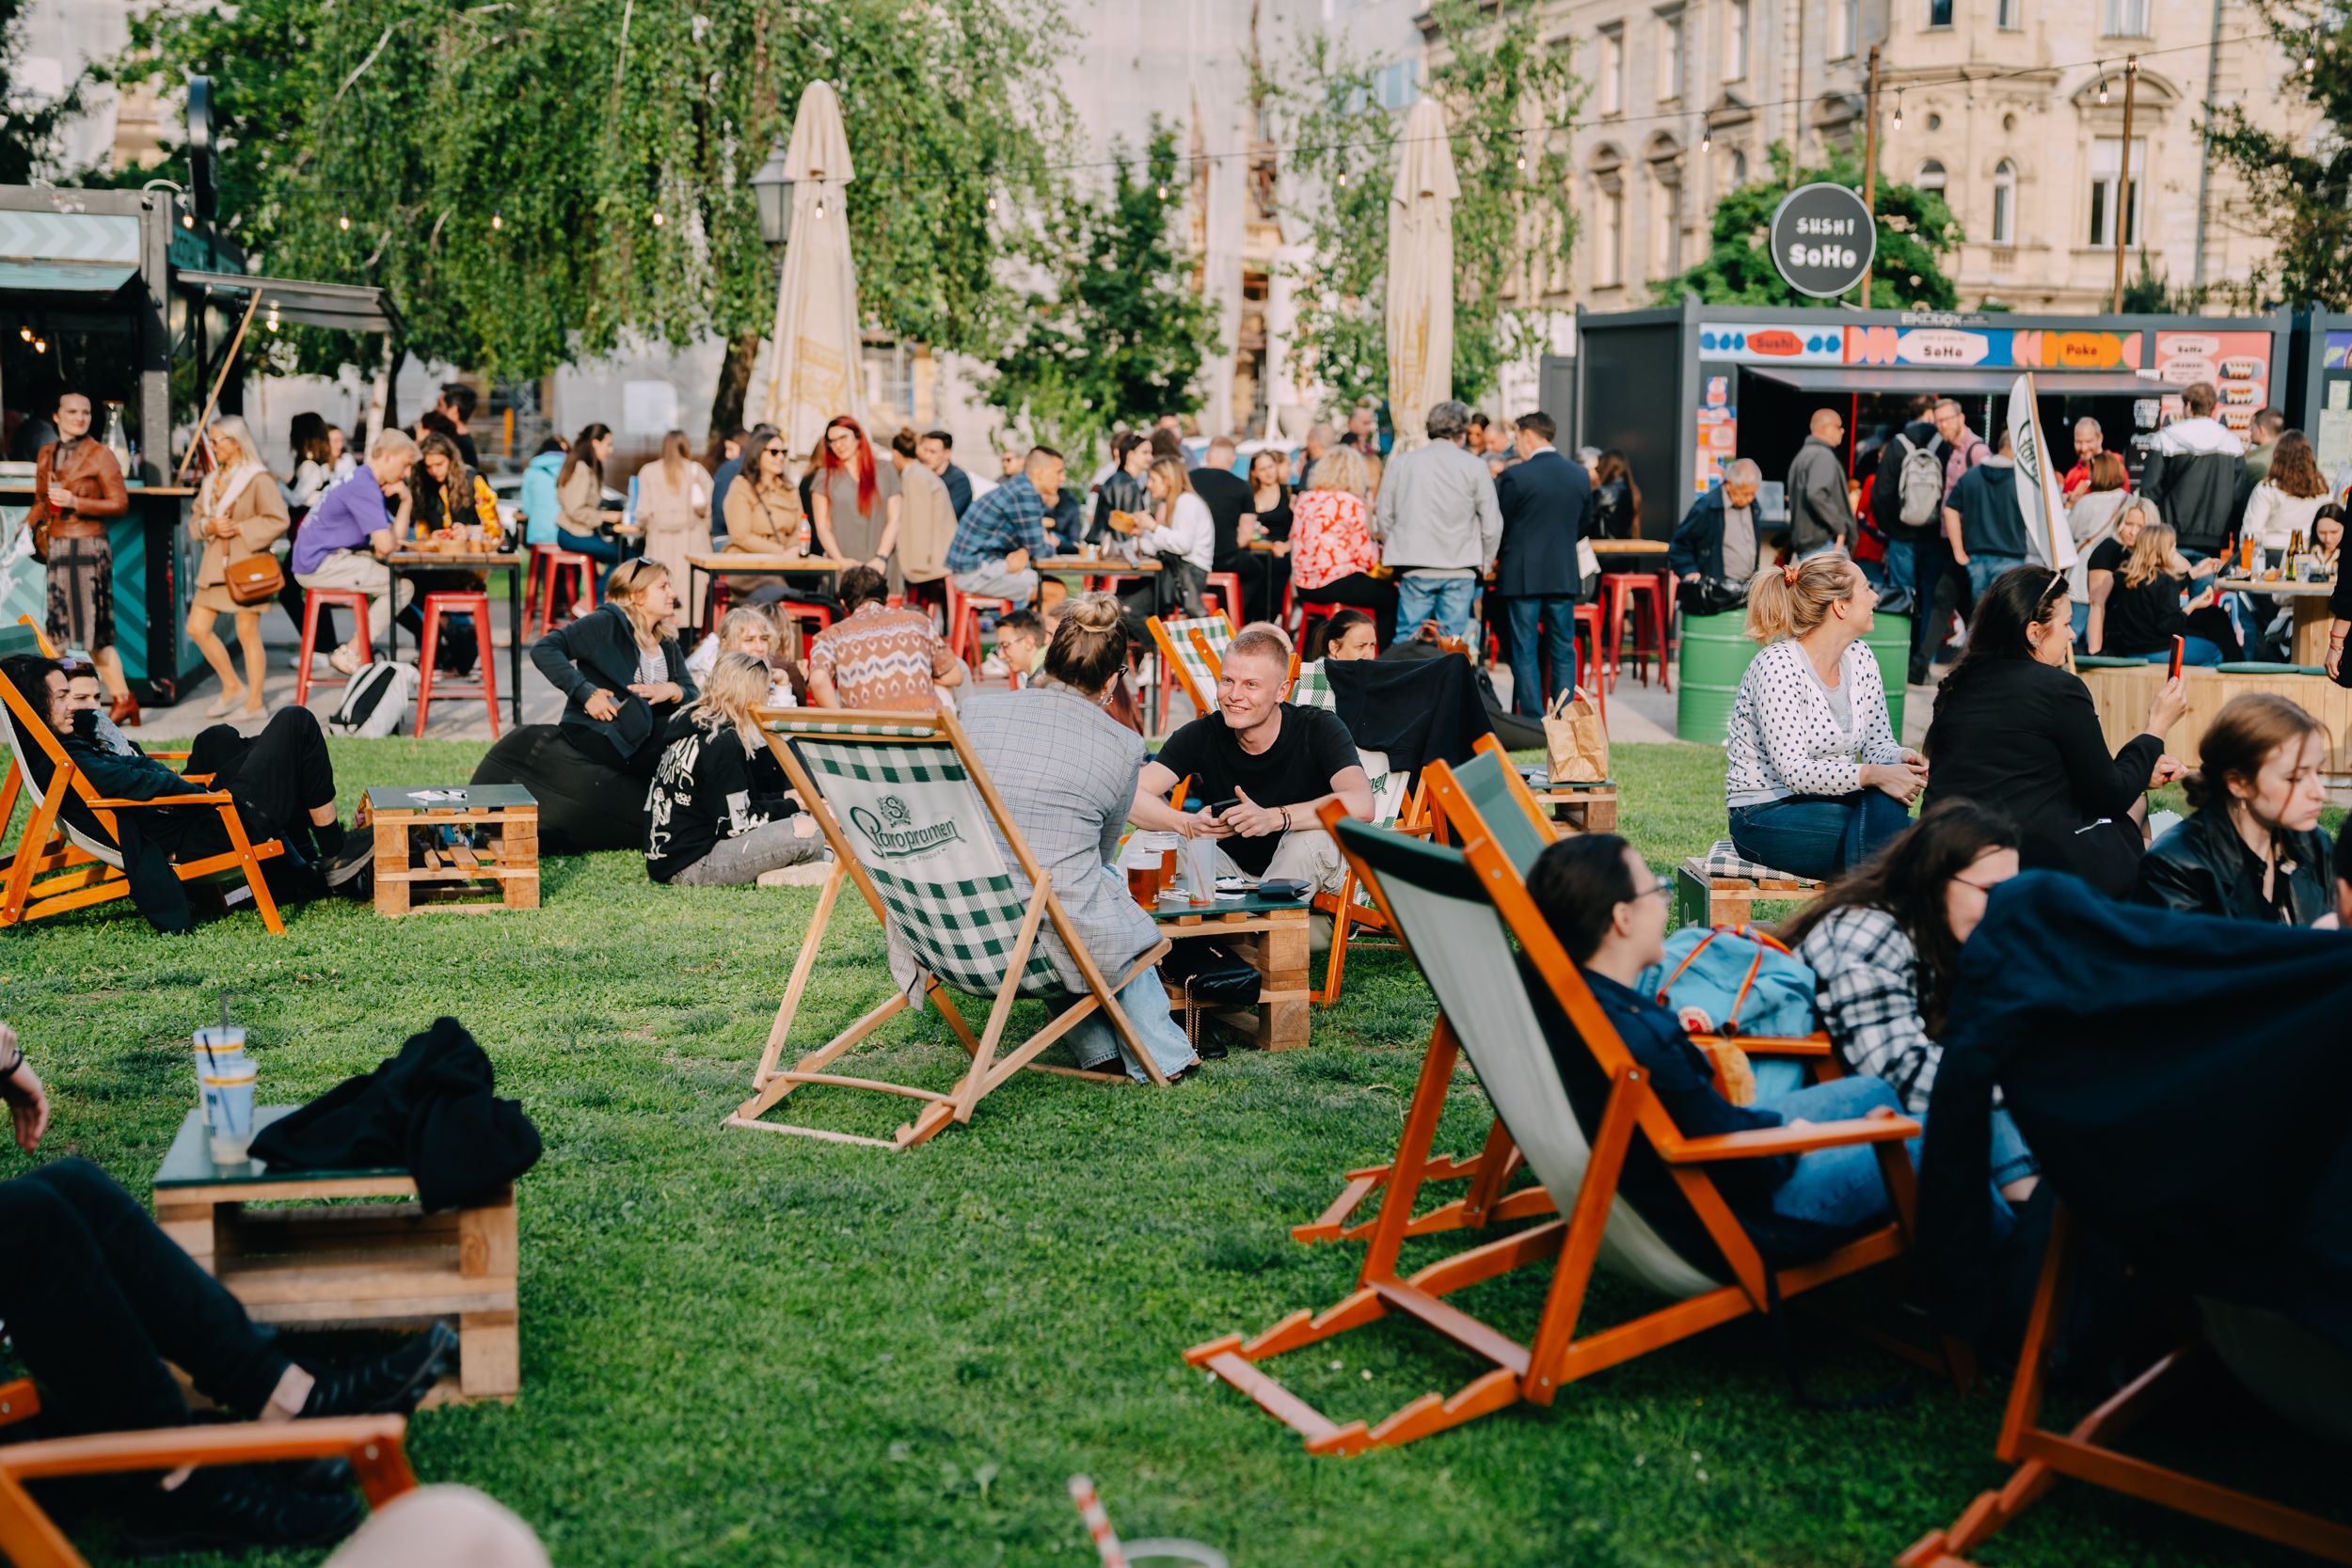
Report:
1543,686,1610,784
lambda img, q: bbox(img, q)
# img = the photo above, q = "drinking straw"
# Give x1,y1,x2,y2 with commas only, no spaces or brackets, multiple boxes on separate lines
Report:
1068,1475,1129,1568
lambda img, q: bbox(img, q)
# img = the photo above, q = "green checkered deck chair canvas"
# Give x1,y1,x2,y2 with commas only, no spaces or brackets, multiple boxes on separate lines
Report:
730,710,1170,1150
1148,613,1234,719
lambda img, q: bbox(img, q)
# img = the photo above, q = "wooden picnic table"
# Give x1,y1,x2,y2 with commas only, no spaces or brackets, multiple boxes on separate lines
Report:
685,553,859,633
1588,538,1670,556
2217,576,2340,664
383,548,525,726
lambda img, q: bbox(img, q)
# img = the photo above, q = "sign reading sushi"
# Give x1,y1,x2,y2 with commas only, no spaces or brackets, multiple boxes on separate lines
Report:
1769,182,1876,298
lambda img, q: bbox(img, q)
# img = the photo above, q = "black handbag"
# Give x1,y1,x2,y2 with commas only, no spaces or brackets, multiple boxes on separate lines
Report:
1160,941,1259,1059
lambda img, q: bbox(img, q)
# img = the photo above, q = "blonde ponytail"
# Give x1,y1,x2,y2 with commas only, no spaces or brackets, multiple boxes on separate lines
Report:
1744,555,1859,644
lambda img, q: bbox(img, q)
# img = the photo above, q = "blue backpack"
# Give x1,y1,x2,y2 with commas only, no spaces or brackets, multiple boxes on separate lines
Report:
1637,925,1819,1040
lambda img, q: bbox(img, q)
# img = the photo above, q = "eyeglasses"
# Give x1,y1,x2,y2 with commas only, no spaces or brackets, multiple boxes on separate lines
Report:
1630,878,1674,902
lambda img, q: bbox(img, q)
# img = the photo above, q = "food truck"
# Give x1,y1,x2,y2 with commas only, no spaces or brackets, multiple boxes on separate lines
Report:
1575,297,2294,536
0,184,394,702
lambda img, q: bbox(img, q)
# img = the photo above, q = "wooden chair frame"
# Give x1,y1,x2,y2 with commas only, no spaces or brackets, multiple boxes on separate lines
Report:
1145,612,1234,721
1308,774,1432,1006
0,631,285,934
1184,794,1939,1455
0,1379,416,1568
728,708,1172,1151
1898,1205,2352,1568
1298,744,1837,1244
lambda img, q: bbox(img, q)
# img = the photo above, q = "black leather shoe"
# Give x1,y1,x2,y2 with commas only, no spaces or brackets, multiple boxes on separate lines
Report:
121,1465,363,1555
299,1322,458,1418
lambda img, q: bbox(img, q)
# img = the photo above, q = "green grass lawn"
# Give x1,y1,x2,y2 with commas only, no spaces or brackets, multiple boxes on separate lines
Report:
0,738,2315,1566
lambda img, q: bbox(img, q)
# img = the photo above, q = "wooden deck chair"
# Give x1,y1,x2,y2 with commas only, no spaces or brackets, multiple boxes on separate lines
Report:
1284,658,1432,1005
729,709,1174,1150
1146,612,1233,720
1297,747,1838,1243
1184,798,1934,1455
0,1379,418,1568
0,626,286,934
1899,1204,2352,1568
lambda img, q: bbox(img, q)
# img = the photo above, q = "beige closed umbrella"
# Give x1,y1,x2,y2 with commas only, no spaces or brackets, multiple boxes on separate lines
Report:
760,80,865,461
1385,97,1459,451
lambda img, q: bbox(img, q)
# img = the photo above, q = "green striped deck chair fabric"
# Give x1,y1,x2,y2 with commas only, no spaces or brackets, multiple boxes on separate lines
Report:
793,736,1065,999
1152,614,1232,713
1291,659,1334,711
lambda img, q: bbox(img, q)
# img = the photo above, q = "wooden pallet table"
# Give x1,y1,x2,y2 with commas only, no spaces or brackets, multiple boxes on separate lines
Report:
1152,894,1311,1051
1528,781,1619,832
1676,856,1821,928
151,1107,518,1404
360,784,539,916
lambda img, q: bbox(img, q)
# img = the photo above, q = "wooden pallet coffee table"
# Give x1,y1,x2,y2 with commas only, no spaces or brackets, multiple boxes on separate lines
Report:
1152,893,1311,1050
1528,779,1619,832
151,1106,518,1404
359,784,539,915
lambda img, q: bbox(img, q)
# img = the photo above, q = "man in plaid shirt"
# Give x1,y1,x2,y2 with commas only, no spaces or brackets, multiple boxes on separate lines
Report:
946,447,1066,608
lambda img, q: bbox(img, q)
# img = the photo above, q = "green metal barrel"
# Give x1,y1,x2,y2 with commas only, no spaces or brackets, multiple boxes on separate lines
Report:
1676,611,1756,745
1863,611,1912,738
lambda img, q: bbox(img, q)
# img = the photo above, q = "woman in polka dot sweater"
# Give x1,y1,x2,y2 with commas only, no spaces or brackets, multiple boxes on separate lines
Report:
1724,554,1926,879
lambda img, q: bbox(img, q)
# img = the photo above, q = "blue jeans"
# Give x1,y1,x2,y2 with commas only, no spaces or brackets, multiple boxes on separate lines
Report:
1758,1077,2024,1236
1907,538,1954,680
2071,600,2090,641
2137,635,2224,668
1504,596,1580,716
1727,790,1911,881
1395,575,1478,641
557,527,627,593
1061,965,1198,1084
1877,540,1914,604
1963,553,2025,603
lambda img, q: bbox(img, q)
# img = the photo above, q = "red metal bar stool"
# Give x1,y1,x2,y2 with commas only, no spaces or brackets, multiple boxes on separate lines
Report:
294,588,373,708
1601,571,1667,689
528,545,596,639
414,592,501,736
943,579,1012,669
1573,602,1607,725
1203,570,1247,625
772,598,834,643
1295,599,1340,657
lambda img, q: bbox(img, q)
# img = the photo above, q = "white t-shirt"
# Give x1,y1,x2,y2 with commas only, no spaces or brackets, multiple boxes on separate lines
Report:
1136,490,1216,571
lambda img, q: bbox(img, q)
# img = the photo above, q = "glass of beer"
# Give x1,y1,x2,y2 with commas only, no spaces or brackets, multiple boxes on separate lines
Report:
1128,860,1162,907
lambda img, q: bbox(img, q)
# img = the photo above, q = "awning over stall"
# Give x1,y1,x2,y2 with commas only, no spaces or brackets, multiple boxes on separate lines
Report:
1744,364,2164,397
0,211,140,293
172,269,401,336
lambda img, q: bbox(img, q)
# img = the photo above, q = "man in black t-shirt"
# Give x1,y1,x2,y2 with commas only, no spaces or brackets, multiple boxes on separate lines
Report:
1191,436,1275,624
1137,627,1374,901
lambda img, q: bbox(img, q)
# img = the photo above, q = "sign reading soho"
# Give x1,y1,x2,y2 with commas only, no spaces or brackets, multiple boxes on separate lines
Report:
1770,182,1876,299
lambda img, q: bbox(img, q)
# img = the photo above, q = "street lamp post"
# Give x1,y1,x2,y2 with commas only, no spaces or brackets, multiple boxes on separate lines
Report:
751,138,795,255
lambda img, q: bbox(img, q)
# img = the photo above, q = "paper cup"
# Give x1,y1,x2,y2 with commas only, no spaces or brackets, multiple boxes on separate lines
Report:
201,1065,258,1165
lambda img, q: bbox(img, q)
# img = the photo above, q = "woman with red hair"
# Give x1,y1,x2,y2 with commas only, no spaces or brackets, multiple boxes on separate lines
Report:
811,415,902,592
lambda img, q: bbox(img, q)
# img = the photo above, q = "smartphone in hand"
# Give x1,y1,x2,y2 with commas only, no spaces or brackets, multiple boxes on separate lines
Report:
2169,635,2185,681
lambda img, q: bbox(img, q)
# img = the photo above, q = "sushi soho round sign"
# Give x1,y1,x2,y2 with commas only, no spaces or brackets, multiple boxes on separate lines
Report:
1770,182,1877,298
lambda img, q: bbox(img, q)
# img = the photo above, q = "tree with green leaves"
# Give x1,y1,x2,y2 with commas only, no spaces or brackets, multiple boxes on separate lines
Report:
96,0,1069,433
1263,0,1581,417
983,129,1217,468
1653,144,1961,309
2204,3,2350,309
0,0,80,184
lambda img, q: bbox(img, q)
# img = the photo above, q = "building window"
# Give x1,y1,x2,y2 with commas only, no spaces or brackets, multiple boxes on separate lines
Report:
1926,0,1953,27
2103,0,2149,36
1592,166,1626,286
1598,26,1625,116
1829,0,1859,58
1992,158,2016,244
1657,8,1684,103
1649,160,1684,276
1727,147,1750,185
2089,137,2145,246
1997,0,2022,27
1915,158,1947,194
1724,0,1749,81
1372,61,1418,110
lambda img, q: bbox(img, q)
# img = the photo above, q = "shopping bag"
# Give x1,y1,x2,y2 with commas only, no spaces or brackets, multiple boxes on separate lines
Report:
1543,685,1609,784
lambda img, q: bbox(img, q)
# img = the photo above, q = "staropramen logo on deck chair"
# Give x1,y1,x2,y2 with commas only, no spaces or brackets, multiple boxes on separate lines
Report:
847,794,965,860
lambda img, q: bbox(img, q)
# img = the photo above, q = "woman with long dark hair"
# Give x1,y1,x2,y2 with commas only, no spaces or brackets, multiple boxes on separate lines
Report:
1783,800,2039,1202
2137,693,2334,924
1591,449,1641,539
1091,431,1152,546
554,421,627,599
1921,564,2186,895
2241,429,2330,553
811,415,900,588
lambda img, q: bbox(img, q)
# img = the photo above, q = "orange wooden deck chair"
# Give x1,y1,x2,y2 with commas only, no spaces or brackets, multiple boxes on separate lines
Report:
1145,612,1233,721
1899,1204,2352,1567
0,1379,417,1567
0,625,285,933
727,709,1171,1150
1184,788,1936,1454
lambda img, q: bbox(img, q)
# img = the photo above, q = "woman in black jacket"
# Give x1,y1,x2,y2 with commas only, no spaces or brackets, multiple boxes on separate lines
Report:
2137,692,2334,925
1089,432,1152,546
1921,566,2188,896
471,559,697,853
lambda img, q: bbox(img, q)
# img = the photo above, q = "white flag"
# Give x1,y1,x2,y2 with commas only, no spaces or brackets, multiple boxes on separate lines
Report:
2008,372,2076,571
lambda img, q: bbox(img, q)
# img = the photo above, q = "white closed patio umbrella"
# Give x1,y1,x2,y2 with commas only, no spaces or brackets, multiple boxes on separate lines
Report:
760,80,865,459
1385,97,1459,451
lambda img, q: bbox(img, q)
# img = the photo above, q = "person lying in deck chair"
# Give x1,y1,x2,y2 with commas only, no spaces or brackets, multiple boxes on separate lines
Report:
3,654,373,931
1527,832,2025,1261
0,1022,456,1553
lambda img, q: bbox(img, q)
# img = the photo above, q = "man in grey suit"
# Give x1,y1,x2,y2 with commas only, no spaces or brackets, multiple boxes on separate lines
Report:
1491,411,1589,715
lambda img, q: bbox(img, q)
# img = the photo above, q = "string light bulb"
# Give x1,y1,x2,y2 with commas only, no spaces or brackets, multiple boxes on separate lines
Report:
1515,147,1527,172
337,214,351,230
1700,118,1711,152
986,193,997,213
2306,44,2318,75
1337,169,1348,187
181,211,194,230
650,209,664,227
1892,91,1904,131
1156,181,1168,200
814,196,825,219
32,337,45,354
490,212,503,230
2097,68,2108,104
16,325,28,341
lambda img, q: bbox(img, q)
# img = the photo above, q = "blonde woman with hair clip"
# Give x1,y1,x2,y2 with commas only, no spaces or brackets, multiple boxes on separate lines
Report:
643,652,823,886
1722,554,1926,879
687,606,801,708
186,414,290,718
955,594,1207,1084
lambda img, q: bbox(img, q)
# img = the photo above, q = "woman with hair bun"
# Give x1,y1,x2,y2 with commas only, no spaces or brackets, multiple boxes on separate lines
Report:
956,593,1210,1084
1922,563,2187,895
1722,554,1924,879
2136,693,2333,924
